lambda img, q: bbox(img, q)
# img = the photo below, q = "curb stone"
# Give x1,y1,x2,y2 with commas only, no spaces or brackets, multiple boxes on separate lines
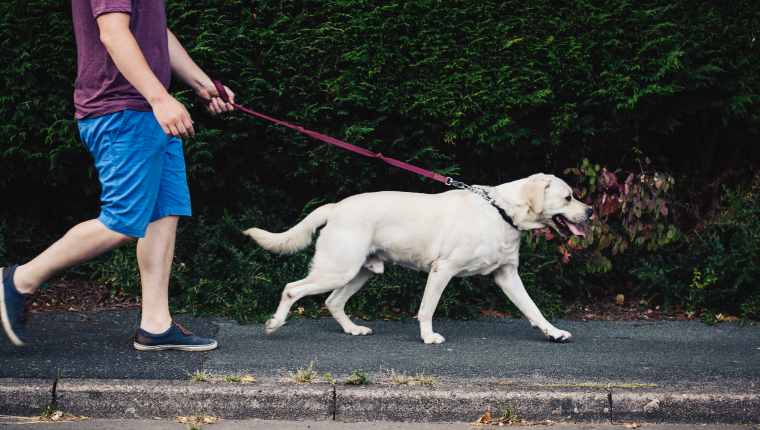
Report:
0,379,53,416
1,378,758,424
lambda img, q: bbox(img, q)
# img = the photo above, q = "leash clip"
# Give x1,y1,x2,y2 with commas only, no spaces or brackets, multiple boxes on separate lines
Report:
446,178,495,204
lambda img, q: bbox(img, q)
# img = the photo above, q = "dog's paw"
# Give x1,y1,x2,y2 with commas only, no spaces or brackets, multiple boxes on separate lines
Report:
422,333,446,344
547,328,573,343
345,325,373,336
264,318,285,335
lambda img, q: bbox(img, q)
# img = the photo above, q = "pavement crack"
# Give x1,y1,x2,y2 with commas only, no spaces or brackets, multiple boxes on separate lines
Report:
51,375,59,409
607,389,613,423
331,385,337,420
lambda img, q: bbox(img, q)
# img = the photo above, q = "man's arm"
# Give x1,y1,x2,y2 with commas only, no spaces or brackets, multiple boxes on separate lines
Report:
97,13,195,138
167,29,235,115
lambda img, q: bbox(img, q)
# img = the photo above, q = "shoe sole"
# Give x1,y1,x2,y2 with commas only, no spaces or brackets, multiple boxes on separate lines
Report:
0,267,26,347
133,340,218,352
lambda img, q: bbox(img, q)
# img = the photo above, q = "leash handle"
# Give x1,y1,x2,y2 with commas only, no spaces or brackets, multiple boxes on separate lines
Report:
208,79,453,185
213,80,232,104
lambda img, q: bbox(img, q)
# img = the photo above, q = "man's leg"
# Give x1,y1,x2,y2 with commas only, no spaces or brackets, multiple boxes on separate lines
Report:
129,127,216,352
136,216,177,334
131,215,216,351
13,219,132,294
2,219,132,345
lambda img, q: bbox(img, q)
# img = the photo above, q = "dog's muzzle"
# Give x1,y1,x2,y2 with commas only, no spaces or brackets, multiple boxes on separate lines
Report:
551,214,588,237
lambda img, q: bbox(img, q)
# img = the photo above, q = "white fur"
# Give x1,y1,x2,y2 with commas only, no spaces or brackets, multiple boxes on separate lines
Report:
243,204,335,254
245,173,591,343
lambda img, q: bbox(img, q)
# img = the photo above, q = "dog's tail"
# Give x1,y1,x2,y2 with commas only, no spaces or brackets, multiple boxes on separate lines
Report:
243,203,336,254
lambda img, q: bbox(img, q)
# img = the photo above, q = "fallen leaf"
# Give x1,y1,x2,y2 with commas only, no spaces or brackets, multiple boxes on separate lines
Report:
239,375,256,383
177,415,219,425
615,294,625,305
475,409,492,425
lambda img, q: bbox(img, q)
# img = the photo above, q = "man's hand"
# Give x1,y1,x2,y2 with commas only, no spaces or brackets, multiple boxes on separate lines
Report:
166,29,235,117
196,81,236,115
151,95,195,138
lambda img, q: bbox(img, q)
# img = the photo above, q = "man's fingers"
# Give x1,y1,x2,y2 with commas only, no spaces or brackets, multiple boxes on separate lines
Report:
224,86,235,105
224,86,236,111
182,116,195,137
212,98,224,114
168,124,180,137
175,121,189,139
207,99,219,115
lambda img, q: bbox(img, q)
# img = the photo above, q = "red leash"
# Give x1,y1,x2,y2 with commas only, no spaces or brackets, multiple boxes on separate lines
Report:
211,80,452,185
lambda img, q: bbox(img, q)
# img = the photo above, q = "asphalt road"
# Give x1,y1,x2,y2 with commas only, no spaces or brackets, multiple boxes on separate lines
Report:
1,310,759,387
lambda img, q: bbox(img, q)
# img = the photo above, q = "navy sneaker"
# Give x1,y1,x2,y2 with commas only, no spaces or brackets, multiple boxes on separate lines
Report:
133,321,218,352
0,265,30,346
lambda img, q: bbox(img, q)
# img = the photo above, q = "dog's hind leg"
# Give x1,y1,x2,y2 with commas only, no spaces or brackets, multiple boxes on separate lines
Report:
325,269,374,335
265,224,372,335
265,269,361,335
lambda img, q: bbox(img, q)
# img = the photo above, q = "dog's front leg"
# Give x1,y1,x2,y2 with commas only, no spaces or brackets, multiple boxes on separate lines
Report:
494,266,572,342
417,264,454,344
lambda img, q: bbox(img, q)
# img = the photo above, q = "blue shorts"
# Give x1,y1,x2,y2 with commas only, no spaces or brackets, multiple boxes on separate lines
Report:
78,109,192,238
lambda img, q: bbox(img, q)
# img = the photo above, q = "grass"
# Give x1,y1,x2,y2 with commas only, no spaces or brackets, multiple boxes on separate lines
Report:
190,370,212,383
37,406,87,423
223,374,256,384
388,369,437,386
323,372,337,385
290,361,318,384
345,369,370,385
475,407,522,426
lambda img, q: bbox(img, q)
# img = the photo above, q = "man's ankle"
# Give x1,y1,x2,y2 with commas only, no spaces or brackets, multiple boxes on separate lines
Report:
11,266,38,295
140,319,172,335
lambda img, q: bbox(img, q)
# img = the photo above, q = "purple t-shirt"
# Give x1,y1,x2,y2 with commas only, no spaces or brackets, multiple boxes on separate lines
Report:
71,0,171,119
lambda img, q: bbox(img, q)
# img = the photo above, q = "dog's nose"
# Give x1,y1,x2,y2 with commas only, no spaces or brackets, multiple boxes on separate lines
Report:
586,207,594,218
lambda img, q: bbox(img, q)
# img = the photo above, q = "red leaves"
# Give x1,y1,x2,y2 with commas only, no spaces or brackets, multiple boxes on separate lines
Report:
555,159,677,267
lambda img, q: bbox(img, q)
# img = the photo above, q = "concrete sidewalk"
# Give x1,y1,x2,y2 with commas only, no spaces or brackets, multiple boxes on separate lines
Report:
0,419,756,430
1,310,759,424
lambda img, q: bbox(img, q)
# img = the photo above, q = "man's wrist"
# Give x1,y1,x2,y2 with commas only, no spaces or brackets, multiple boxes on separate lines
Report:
191,75,214,94
147,90,171,106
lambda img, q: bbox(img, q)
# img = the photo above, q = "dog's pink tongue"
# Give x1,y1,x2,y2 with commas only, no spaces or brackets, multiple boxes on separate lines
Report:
567,222,586,236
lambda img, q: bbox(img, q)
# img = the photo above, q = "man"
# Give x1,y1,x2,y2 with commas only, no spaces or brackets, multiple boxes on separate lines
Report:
1,0,234,351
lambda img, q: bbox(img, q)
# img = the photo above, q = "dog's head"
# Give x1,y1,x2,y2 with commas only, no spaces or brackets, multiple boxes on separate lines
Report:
511,173,592,236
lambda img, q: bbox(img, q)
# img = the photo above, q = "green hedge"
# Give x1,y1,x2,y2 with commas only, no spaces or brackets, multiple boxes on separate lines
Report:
1,0,759,321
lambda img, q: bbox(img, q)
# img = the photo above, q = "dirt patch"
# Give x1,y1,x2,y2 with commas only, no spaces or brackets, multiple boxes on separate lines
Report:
564,297,696,321
28,278,139,314
29,280,708,322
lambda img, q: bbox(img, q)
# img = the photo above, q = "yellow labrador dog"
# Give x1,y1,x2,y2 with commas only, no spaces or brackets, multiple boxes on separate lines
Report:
245,173,591,344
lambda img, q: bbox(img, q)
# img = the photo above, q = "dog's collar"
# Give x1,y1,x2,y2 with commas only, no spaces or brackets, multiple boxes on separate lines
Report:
453,183,519,230
471,186,518,230
489,201,519,230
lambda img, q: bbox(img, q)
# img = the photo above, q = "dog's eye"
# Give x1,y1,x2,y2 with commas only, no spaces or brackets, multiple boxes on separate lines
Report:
565,195,572,202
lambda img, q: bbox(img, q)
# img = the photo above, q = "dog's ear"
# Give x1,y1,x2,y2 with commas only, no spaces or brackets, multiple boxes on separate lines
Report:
522,174,551,215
